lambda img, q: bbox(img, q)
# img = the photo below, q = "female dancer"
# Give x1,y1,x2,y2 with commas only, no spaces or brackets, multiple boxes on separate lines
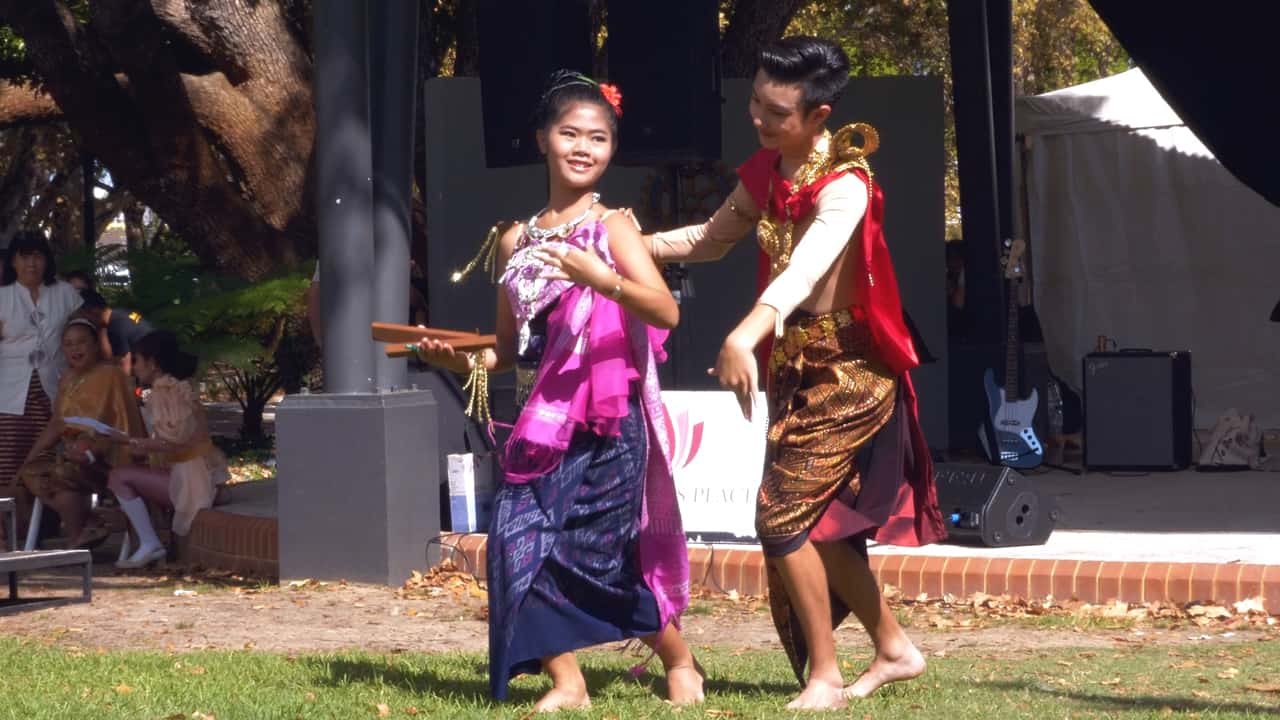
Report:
413,70,701,712
108,330,228,568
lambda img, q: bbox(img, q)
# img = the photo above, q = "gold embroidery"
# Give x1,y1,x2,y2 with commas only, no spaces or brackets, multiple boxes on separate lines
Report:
757,123,878,282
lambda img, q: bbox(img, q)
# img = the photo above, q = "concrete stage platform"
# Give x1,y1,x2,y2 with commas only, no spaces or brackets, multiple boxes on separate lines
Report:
193,468,1280,610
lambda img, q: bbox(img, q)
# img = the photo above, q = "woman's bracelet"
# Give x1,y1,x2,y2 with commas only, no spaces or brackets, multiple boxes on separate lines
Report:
606,273,624,300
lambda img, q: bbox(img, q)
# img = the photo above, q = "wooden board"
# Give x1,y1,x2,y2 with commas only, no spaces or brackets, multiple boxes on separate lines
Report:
371,322,496,357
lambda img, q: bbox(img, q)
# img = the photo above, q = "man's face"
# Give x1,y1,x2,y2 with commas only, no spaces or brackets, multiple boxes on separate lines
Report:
747,70,830,154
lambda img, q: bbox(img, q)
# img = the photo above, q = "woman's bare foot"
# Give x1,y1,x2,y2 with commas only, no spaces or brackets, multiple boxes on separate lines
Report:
843,643,926,699
664,661,705,705
532,684,591,713
785,677,847,711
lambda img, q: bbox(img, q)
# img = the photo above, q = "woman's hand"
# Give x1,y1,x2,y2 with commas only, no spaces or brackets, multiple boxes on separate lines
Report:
531,243,617,294
709,334,759,421
408,337,471,375
67,438,96,464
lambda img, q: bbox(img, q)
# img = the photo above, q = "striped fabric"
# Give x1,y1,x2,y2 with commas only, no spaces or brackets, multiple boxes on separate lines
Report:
0,370,52,489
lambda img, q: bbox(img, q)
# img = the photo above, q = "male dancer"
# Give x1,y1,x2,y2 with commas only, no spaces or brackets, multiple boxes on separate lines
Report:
646,36,945,710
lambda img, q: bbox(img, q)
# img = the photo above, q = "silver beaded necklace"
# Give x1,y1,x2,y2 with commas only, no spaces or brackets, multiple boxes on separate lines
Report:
524,192,601,241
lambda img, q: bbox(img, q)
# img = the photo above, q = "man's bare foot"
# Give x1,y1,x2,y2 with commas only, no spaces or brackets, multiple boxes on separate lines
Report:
532,684,591,713
785,677,847,711
843,643,926,699
664,661,705,705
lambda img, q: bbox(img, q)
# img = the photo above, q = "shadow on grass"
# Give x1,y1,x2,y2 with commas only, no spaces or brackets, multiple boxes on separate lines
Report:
981,679,1280,716
304,655,799,706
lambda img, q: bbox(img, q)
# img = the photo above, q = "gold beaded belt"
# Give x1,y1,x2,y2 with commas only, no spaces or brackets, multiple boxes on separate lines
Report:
769,307,858,372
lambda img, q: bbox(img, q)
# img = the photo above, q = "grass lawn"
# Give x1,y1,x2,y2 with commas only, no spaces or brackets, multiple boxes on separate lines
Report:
2,637,1279,719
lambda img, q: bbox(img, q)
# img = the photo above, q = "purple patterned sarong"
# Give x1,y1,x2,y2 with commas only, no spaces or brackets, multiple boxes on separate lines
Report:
487,396,660,699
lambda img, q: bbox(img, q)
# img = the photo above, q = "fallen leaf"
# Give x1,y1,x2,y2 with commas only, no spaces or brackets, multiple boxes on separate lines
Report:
1245,684,1280,693
376,702,391,717
1217,668,1240,679
704,711,737,718
405,708,420,716
305,692,316,702
1233,597,1267,615
1192,690,1211,699
1100,678,1122,686
114,684,134,695
1170,661,1202,670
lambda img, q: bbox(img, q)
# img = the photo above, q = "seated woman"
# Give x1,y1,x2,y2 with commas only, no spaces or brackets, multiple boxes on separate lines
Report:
108,331,228,569
19,317,144,547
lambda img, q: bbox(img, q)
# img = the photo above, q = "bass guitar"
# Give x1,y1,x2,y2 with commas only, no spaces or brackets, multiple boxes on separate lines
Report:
978,238,1044,468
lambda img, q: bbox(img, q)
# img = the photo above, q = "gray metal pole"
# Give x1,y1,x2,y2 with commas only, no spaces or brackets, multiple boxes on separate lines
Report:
370,1,419,392
314,0,375,393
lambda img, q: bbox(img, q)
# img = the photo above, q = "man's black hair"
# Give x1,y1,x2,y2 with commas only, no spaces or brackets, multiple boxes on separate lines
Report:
757,36,851,112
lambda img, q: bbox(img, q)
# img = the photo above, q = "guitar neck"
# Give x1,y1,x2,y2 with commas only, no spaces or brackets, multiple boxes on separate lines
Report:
1004,278,1020,397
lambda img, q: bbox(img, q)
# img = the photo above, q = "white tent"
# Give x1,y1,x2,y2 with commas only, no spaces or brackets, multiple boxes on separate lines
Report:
1017,69,1280,429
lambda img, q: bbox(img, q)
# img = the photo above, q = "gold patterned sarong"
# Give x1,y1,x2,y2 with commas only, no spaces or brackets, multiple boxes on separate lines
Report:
755,307,897,555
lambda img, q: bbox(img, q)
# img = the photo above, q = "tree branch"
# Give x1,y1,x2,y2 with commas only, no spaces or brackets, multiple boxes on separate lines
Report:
0,80,62,128
720,0,806,77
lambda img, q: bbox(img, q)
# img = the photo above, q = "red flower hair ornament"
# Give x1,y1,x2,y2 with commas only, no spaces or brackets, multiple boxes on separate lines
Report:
599,83,623,117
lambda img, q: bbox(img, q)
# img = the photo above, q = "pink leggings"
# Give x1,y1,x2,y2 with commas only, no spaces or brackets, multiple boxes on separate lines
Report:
108,466,173,508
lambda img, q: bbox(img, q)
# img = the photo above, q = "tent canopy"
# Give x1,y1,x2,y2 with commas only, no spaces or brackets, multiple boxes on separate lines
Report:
1018,68,1187,138
1017,70,1280,429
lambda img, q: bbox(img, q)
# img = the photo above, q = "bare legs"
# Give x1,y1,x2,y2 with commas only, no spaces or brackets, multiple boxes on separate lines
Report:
532,652,591,712
44,491,90,546
767,537,926,710
108,466,171,505
641,622,705,705
814,539,926,699
532,625,703,713
768,541,848,710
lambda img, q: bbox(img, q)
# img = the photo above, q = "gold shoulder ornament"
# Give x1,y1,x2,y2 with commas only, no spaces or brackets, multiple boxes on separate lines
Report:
757,122,880,281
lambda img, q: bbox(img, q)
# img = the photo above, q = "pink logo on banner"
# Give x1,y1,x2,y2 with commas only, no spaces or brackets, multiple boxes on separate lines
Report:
662,405,704,471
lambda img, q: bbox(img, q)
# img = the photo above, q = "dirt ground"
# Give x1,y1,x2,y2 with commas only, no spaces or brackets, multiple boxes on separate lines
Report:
2,566,1271,658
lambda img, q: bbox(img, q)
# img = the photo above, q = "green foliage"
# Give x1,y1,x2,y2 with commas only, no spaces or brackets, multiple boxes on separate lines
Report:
787,0,1131,238
0,25,29,80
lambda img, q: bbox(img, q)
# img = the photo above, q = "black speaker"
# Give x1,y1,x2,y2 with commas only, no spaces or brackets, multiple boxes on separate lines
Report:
477,0,593,168
934,463,1058,547
1083,351,1192,471
606,0,720,165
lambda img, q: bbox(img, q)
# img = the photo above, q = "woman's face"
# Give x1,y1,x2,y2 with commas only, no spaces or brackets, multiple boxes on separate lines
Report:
132,353,159,385
11,250,47,288
537,101,614,191
62,326,99,371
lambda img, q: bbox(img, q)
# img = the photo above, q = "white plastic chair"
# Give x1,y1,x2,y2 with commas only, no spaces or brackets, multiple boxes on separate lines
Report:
24,496,132,563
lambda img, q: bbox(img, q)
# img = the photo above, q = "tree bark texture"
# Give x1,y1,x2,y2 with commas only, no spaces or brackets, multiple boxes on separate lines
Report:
720,0,806,77
0,81,61,127
0,0,316,279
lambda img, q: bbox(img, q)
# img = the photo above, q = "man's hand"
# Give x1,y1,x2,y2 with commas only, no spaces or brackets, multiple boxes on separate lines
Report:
709,334,759,420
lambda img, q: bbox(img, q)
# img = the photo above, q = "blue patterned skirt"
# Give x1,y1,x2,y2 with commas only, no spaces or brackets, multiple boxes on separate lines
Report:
487,396,661,699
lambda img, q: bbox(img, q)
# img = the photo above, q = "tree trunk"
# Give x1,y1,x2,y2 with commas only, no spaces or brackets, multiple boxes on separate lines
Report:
0,0,316,279
123,199,147,251
0,81,61,127
0,127,41,244
720,0,807,77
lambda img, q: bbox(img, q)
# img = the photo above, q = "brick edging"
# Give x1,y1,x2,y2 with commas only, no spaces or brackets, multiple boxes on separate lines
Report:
438,533,1279,609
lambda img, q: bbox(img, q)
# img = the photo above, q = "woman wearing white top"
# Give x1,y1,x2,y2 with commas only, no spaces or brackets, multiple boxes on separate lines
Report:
0,231,83,545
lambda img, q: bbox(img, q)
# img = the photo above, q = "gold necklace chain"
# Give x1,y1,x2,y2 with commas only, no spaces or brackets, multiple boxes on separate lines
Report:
756,123,879,281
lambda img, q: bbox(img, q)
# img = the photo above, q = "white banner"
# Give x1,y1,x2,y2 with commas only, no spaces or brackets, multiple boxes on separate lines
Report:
660,390,769,540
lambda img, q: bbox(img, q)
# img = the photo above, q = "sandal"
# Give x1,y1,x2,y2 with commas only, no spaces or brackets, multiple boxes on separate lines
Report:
73,522,112,550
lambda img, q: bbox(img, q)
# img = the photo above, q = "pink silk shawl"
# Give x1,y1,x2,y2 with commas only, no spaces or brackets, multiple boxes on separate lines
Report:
498,220,690,626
